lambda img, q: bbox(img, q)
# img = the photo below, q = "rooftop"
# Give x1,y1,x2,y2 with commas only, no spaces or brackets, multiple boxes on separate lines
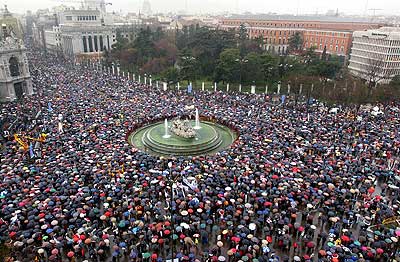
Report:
225,14,382,24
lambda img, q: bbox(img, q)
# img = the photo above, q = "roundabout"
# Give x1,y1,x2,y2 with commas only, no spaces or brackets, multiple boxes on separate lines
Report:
128,119,237,156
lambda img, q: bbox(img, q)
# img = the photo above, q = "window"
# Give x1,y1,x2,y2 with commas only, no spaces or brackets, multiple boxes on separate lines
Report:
66,16,72,21
9,57,20,77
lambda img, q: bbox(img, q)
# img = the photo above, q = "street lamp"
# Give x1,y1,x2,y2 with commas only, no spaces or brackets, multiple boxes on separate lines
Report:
235,58,248,86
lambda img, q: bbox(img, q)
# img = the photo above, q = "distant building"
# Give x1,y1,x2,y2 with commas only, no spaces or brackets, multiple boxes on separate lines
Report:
83,0,107,14
0,36,33,102
142,0,152,16
0,5,23,39
349,27,400,84
220,16,383,56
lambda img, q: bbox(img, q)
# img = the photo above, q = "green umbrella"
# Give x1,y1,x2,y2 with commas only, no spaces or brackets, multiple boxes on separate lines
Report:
327,242,334,247
118,221,126,227
173,234,178,240
142,252,151,259
242,256,249,261
374,231,382,236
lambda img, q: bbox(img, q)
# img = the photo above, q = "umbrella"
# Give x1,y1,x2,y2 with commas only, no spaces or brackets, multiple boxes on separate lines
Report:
67,251,74,258
142,252,151,259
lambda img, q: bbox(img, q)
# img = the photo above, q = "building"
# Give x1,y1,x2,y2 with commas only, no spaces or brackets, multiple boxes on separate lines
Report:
83,0,108,14
349,27,400,84
44,9,116,60
0,5,23,39
142,0,152,16
220,16,383,56
0,36,33,102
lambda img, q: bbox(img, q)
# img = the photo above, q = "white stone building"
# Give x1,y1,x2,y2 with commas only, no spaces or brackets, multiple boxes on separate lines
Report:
349,27,400,84
0,37,33,102
47,9,116,59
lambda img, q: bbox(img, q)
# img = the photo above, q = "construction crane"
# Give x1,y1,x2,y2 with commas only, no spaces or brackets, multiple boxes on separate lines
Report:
369,8,383,22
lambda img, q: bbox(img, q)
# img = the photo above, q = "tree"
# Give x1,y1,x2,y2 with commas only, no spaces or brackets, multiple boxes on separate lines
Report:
390,75,400,87
363,57,387,90
242,52,263,84
288,32,303,53
260,53,279,83
214,48,240,83
161,67,180,85
238,24,248,41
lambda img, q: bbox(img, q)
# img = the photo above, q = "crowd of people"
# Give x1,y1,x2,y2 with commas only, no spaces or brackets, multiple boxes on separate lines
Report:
1,50,400,262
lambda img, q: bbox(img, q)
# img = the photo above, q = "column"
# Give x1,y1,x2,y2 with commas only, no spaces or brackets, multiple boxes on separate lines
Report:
239,84,242,92
177,82,180,90
226,83,229,92
214,83,217,92
277,83,281,94
202,82,205,91
265,85,268,94
287,84,291,94
299,84,303,95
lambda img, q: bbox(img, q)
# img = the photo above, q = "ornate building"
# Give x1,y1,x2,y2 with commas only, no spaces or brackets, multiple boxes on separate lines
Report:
0,36,33,102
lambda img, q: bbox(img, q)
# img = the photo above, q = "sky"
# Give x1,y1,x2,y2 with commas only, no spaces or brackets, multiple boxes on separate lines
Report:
4,0,400,15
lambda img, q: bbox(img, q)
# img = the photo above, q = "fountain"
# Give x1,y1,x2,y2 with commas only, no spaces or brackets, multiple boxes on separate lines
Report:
193,109,201,130
129,112,237,156
162,119,171,138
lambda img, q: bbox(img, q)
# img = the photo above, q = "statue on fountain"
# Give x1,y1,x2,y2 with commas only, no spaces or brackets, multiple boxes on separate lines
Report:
170,118,196,138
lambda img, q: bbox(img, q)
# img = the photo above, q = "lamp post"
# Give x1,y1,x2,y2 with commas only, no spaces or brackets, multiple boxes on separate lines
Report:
235,58,248,91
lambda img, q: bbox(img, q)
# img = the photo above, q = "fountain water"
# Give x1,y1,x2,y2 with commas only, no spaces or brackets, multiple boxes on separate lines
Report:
194,109,201,130
162,119,171,138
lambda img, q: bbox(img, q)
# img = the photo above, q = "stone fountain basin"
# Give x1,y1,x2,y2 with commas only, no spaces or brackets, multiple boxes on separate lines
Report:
128,120,236,156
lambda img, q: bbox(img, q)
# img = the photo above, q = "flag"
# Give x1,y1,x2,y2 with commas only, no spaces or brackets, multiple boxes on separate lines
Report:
281,95,286,104
29,143,35,158
187,83,193,94
48,102,53,112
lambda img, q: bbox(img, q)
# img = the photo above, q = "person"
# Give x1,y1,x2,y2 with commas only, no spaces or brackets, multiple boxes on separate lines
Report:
0,47,399,262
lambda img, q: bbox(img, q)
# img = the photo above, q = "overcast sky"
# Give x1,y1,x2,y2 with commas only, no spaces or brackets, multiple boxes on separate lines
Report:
4,0,400,15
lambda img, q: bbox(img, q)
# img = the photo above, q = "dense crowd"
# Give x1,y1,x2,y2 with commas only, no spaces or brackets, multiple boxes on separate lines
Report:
0,51,400,262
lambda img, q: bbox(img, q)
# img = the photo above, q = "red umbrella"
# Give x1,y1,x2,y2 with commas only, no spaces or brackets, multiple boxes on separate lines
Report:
67,251,74,258
368,187,375,194
341,235,350,242
306,241,315,248
272,175,279,179
377,248,384,254
164,229,170,235
298,226,304,232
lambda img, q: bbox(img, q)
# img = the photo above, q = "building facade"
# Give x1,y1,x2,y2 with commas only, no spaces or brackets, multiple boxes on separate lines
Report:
220,18,382,56
45,9,116,60
349,27,400,84
0,37,33,102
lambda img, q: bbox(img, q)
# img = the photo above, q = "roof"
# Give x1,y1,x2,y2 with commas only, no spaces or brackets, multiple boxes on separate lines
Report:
224,14,382,24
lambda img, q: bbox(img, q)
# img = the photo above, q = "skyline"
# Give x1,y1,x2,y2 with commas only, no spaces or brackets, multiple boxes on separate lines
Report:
3,0,400,16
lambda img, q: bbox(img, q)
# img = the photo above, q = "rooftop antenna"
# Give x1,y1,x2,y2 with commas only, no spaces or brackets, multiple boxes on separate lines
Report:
364,0,369,16
369,8,382,22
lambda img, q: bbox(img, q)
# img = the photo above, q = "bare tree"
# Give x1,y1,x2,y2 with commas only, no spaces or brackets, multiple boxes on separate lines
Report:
363,57,388,90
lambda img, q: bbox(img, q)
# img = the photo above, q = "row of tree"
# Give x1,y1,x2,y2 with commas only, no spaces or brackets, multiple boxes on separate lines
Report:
106,24,400,105
106,25,343,86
